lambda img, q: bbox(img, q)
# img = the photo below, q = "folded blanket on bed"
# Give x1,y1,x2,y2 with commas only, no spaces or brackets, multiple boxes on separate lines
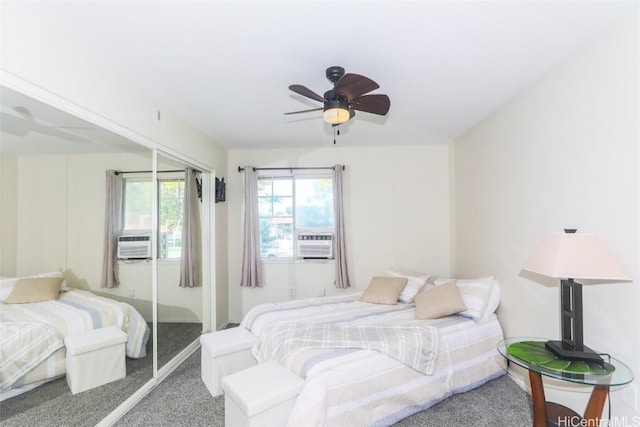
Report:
254,322,440,375
0,322,64,390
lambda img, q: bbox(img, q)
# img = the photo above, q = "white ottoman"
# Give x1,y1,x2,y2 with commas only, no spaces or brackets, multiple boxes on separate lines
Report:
64,326,127,395
222,361,304,427
200,327,259,396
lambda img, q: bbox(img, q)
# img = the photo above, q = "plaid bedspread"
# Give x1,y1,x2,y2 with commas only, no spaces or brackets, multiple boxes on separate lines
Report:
0,322,63,390
255,322,439,375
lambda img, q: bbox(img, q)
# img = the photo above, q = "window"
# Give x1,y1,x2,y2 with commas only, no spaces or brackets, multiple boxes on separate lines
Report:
258,174,334,259
122,177,185,259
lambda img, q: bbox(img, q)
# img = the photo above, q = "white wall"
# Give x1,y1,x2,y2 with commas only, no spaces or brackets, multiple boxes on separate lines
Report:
227,145,451,321
453,13,639,417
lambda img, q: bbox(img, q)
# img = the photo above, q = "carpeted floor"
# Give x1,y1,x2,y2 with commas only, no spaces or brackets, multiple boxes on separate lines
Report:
2,320,534,426
0,322,202,427
116,349,533,427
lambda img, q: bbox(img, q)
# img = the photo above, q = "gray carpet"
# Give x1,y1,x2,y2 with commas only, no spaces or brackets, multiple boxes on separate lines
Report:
0,322,202,427
117,350,533,427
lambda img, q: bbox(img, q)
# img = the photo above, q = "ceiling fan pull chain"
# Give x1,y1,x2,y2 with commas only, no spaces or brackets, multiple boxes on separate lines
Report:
333,125,337,145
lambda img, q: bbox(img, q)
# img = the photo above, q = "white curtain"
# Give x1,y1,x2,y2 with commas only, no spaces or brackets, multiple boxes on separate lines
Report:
179,167,202,288
101,170,123,288
241,166,262,287
333,164,350,288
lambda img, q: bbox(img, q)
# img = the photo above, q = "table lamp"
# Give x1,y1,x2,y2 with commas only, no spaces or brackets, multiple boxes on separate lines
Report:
523,229,631,364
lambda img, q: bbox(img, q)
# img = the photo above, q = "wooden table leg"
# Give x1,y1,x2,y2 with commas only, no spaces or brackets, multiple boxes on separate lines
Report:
583,385,609,423
529,370,548,427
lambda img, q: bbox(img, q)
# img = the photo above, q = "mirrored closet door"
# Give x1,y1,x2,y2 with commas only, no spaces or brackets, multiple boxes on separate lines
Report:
0,87,208,426
154,151,207,372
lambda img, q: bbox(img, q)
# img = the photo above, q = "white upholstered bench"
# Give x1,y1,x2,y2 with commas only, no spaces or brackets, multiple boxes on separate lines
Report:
222,361,305,427
200,327,259,396
64,325,127,395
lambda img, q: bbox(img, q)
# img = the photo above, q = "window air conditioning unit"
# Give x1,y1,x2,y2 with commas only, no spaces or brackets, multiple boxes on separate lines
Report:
296,233,333,259
117,233,152,260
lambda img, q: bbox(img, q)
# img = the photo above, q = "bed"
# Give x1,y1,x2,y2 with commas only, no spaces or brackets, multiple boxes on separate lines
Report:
0,272,150,400
240,274,507,426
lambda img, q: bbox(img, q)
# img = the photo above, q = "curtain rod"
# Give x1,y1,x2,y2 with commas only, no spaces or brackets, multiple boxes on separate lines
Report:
237,166,345,173
114,169,200,175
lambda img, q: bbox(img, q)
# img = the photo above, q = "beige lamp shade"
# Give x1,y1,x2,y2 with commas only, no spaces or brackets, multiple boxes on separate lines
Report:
523,231,631,281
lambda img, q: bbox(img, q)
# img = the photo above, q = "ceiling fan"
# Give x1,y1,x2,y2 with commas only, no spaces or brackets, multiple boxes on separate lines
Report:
285,66,390,126
0,106,90,143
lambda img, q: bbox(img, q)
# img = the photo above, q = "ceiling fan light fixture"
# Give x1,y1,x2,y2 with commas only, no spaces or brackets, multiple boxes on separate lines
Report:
323,99,350,125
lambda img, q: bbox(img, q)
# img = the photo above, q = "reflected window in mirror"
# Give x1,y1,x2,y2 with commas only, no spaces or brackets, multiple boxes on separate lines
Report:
122,175,185,259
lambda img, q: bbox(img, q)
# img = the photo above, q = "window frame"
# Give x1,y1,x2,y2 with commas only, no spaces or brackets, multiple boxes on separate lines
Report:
257,171,335,261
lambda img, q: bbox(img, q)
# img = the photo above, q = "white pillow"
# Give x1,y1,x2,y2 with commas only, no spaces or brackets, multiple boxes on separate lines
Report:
482,279,501,321
385,267,431,303
455,276,494,321
433,276,497,321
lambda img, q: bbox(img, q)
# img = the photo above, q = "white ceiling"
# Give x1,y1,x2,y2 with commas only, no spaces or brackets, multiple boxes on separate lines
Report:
1,1,636,151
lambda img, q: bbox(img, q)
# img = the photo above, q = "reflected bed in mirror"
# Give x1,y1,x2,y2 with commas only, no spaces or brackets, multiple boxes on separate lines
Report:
0,274,149,400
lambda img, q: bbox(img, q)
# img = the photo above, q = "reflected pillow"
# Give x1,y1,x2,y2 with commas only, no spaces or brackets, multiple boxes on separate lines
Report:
0,271,68,301
0,277,20,301
414,279,466,319
3,277,63,304
360,276,408,305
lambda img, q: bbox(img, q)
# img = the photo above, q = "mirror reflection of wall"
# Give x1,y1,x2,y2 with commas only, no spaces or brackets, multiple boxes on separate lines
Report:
0,86,156,426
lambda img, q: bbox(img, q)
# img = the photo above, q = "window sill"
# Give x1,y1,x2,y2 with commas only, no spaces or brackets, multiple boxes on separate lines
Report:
117,259,181,265
260,258,335,265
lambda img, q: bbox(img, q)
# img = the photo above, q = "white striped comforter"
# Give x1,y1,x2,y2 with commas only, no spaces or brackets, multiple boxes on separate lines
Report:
241,293,506,426
0,289,150,392
255,322,439,375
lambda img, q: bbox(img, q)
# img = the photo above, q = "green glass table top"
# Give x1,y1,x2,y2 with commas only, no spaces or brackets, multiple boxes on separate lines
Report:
498,337,634,387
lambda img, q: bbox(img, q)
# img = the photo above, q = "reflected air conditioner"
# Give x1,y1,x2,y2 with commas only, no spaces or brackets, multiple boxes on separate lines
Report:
117,232,152,260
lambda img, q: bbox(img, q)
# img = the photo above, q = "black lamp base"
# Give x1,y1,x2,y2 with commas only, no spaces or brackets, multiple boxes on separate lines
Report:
545,340,604,366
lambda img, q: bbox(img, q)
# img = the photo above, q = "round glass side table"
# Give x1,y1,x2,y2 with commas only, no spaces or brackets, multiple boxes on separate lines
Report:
498,338,634,427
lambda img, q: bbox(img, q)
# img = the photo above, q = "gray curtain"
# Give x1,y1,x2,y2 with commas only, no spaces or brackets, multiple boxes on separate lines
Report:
241,166,261,287
333,164,350,288
101,170,123,288
179,167,202,288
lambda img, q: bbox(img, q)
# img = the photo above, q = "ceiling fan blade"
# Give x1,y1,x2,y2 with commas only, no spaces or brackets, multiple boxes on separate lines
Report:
37,125,90,143
14,106,35,121
288,85,325,103
334,74,379,100
284,107,323,115
351,94,390,116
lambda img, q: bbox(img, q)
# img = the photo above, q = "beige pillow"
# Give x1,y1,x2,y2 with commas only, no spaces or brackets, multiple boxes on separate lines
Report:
414,279,466,319
360,276,408,305
3,277,63,304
